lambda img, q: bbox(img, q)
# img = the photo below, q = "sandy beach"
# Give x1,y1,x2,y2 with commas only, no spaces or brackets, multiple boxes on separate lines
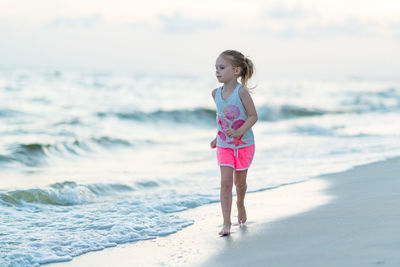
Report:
47,157,400,267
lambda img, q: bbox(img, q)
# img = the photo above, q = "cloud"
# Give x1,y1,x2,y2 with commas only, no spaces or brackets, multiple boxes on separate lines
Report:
265,5,307,20
260,3,400,40
158,11,221,34
304,18,378,37
46,14,102,29
260,16,381,39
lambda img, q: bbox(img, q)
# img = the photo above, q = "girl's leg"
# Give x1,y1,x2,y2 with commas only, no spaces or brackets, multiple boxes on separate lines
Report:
234,169,248,224
219,166,234,235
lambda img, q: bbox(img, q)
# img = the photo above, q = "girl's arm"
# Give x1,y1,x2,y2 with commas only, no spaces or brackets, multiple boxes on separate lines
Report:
225,87,258,138
210,88,218,148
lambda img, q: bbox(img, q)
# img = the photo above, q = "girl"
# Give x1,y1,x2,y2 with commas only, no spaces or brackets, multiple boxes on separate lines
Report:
210,50,258,236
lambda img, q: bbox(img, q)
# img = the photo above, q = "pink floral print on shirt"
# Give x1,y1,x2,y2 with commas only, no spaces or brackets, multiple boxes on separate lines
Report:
218,107,247,147
223,105,240,121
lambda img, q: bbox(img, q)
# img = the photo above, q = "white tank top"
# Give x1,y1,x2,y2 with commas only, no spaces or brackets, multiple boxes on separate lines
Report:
214,83,255,149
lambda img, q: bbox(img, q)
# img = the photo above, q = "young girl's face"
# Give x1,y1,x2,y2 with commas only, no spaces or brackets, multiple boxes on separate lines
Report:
215,56,240,83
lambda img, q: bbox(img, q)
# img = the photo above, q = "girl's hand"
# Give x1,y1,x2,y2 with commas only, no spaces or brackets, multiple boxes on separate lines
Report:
225,128,242,138
210,138,217,149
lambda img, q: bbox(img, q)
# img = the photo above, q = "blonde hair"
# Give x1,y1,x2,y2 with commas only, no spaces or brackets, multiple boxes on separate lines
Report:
220,50,256,89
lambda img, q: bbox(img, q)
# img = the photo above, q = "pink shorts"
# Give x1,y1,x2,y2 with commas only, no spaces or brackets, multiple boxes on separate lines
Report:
217,144,255,171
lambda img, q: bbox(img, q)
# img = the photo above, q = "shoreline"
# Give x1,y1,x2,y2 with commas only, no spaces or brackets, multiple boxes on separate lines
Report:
46,170,333,266
47,157,400,266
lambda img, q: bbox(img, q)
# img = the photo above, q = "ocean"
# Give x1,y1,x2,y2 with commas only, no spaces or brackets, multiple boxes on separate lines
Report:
1,68,400,266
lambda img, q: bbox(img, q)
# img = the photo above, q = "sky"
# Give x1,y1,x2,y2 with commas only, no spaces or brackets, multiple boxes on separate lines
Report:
1,0,400,79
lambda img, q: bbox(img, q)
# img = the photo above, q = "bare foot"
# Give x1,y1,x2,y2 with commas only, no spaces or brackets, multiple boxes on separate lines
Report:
218,224,231,236
237,203,247,225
